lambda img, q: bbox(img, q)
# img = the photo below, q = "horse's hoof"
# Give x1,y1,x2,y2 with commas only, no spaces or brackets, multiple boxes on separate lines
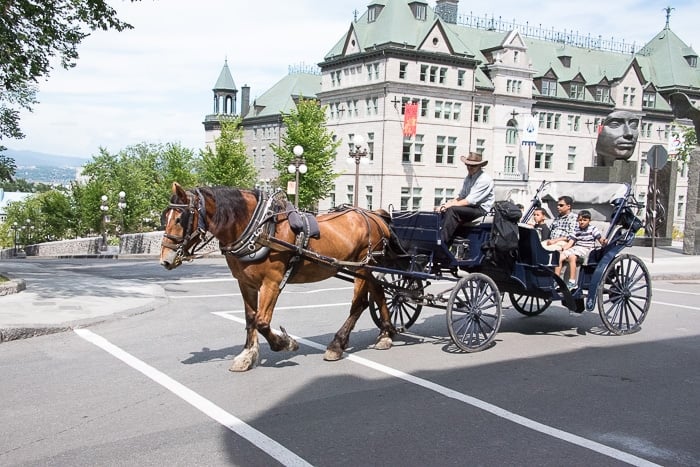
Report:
280,326,300,352
375,335,393,350
229,350,259,372
323,349,343,361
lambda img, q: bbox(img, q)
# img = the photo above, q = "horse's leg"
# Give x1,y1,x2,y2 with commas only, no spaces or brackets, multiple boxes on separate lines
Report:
324,276,373,361
254,280,300,352
366,279,396,350
230,284,261,372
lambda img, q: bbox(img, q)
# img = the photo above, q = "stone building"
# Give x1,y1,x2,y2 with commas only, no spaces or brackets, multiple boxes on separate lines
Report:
204,0,698,227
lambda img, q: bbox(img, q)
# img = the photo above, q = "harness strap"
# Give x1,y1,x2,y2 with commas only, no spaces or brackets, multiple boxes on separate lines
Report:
220,190,283,259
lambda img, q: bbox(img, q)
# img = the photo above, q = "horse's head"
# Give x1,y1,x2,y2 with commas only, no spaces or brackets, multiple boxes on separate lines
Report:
160,182,205,270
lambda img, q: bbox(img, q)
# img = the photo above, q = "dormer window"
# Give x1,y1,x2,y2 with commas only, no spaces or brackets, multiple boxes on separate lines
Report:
558,55,572,68
541,79,557,97
594,86,610,103
367,4,384,23
685,55,698,68
409,2,427,20
643,91,656,108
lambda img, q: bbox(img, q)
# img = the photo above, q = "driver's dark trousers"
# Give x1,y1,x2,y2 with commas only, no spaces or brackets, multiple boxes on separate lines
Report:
441,205,486,246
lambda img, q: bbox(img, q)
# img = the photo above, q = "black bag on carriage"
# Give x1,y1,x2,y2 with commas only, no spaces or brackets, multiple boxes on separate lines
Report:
482,200,521,269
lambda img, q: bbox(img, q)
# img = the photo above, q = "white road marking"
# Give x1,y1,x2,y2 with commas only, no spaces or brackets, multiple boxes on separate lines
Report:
74,329,313,467
651,301,700,311
213,311,660,467
653,287,700,296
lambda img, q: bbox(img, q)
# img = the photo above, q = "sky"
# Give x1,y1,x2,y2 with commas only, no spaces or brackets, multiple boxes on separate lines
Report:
6,0,700,161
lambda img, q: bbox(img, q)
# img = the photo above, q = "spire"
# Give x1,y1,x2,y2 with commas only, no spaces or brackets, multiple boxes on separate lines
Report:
213,59,237,91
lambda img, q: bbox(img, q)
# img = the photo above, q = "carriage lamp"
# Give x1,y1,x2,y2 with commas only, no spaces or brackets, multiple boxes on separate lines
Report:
287,145,307,208
347,134,368,207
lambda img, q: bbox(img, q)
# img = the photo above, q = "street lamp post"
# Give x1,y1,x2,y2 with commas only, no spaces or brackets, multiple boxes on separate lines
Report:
117,191,127,235
11,222,18,257
100,195,109,251
347,134,368,207
287,145,307,208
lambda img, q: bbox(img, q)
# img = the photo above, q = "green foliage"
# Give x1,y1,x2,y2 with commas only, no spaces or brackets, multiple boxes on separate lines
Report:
198,117,257,187
675,126,697,167
271,99,340,210
77,142,198,236
0,0,136,141
2,190,74,246
0,152,17,182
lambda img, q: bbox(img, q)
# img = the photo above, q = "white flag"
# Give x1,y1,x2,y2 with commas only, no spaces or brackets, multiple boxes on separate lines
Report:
521,115,538,146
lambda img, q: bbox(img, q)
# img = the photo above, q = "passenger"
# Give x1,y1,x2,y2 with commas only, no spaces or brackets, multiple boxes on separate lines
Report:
530,207,551,240
554,210,608,291
542,196,577,251
439,152,495,247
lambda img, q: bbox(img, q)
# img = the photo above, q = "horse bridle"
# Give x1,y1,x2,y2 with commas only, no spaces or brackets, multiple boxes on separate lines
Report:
161,189,209,264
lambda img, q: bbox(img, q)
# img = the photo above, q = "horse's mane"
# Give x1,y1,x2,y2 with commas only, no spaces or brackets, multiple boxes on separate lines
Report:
201,186,260,227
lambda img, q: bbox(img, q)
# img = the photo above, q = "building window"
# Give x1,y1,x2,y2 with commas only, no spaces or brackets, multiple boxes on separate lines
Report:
347,185,354,206
640,153,648,175
414,135,423,163
447,136,457,164
677,195,685,217
434,100,443,119
434,188,455,207
641,122,653,138
429,66,438,83
535,144,553,170
443,102,452,120
476,138,486,155
420,98,429,117
457,70,466,86
567,115,581,132
453,103,461,120
623,87,636,106
400,187,422,210
439,67,447,84
567,146,576,171
367,132,375,161
507,79,522,94
403,135,423,163
366,185,373,210
541,79,557,97
506,121,518,145
399,62,408,79
643,92,656,109
504,155,516,174
420,64,428,82
539,112,561,130
570,83,585,100
595,86,610,103
435,135,446,164
412,3,427,20
473,105,490,123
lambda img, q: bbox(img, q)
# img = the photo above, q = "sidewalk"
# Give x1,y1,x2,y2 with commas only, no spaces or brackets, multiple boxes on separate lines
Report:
1,243,698,343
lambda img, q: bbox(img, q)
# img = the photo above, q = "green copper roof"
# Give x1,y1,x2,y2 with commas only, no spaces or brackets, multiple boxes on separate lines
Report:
213,60,237,91
636,27,700,90
248,72,321,118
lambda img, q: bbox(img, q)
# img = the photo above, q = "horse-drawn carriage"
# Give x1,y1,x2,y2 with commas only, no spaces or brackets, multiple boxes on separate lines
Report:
160,180,650,371
366,180,650,352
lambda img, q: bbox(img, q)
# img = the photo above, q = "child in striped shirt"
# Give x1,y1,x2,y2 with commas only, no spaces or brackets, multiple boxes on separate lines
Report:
554,210,608,290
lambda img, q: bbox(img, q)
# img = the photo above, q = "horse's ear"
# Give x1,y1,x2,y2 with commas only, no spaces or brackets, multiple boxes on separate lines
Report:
173,182,187,201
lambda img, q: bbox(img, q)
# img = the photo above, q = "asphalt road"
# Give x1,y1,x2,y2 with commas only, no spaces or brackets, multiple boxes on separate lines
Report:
1,260,699,466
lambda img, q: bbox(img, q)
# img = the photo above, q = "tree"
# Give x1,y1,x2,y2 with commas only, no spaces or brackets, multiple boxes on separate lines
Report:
676,126,697,167
271,98,340,210
198,117,257,187
0,152,17,182
1,0,136,141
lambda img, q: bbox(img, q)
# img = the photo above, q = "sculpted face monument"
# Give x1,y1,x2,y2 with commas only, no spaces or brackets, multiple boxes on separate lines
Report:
595,110,640,167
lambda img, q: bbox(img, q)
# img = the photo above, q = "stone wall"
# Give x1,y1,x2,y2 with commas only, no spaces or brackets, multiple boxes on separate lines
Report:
0,232,221,258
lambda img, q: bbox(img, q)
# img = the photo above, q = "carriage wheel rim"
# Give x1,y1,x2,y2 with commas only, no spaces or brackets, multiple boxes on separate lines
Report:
447,274,502,352
597,254,651,335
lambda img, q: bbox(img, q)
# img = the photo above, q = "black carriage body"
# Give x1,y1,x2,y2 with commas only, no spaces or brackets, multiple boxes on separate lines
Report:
367,181,651,351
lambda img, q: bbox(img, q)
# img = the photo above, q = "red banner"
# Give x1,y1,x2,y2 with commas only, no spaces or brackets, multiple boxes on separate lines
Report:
403,102,418,137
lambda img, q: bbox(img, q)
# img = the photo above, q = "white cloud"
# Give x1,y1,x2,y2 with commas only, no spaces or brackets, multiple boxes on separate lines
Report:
6,0,699,159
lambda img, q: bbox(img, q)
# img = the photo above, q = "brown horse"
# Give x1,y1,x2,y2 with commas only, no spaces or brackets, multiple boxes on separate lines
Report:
159,182,397,371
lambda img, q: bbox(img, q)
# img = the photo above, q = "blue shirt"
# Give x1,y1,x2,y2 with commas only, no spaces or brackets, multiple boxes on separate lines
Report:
568,223,603,249
458,169,495,212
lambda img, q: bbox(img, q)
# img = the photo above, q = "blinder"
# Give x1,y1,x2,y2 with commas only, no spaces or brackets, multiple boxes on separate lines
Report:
161,190,206,263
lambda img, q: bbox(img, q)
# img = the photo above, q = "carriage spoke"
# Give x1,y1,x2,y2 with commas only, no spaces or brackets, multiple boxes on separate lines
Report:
446,274,502,352
597,254,651,335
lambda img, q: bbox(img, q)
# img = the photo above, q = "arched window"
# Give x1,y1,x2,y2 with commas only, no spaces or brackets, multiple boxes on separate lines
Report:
505,119,518,145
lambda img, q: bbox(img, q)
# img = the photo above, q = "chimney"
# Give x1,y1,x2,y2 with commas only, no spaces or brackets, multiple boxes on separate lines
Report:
435,0,458,24
241,85,250,118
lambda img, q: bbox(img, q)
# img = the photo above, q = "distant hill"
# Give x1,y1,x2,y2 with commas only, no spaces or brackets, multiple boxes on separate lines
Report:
3,148,89,167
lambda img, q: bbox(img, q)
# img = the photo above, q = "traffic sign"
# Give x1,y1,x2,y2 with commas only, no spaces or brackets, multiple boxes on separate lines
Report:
646,144,668,170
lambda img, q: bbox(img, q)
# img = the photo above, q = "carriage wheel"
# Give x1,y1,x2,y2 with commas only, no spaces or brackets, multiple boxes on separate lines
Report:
508,293,551,316
596,254,651,335
369,272,424,332
446,273,502,352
